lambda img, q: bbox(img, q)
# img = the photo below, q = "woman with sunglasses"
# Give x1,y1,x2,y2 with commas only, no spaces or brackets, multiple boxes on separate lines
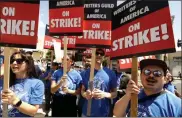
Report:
0,51,44,117
50,54,82,117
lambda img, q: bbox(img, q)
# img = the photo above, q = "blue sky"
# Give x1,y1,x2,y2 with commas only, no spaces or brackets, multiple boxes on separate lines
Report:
37,1,181,51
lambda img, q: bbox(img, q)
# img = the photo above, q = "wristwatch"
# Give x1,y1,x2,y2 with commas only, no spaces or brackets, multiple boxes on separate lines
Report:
14,99,22,108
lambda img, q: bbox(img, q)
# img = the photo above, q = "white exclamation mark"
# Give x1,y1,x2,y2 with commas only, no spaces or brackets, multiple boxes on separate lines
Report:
78,17,81,27
161,23,169,40
30,21,35,36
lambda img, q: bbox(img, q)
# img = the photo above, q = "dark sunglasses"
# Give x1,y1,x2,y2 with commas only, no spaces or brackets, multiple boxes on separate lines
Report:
143,69,163,77
96,51,104,56
10,58,25,64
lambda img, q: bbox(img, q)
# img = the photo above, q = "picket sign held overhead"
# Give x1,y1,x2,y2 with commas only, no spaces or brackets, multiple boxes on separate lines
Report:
76,0,117,48
75,0,118,116
49,0,84,75
111,0,175,117
49,0,84,36
111,0,175,59
0,1,40,117
0,1,39,48
44,35,62,49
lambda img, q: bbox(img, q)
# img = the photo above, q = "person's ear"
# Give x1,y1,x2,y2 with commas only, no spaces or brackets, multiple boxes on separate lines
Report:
164,76,167,84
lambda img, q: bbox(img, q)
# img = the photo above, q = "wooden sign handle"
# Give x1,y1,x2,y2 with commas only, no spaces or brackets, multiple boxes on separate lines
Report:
130,56,138,117
87,48,96,116
51,50,54,66
63,36,68,76
2,47,11,117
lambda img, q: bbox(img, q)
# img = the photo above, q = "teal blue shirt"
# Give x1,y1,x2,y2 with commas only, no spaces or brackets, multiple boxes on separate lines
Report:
51,68,82,96
0,78,44,117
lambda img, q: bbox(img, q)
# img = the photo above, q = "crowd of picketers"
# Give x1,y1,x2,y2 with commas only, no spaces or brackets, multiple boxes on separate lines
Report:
0,48,181,117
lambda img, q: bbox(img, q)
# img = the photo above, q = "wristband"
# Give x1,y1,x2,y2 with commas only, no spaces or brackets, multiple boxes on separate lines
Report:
14,99,22,108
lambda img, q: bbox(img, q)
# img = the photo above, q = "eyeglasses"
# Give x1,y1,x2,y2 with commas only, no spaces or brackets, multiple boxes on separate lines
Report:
143,69,163,77
10,58,25,64
96,51,104,56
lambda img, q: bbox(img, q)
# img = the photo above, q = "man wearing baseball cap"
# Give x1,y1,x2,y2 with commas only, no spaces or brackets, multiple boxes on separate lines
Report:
114,59,182,117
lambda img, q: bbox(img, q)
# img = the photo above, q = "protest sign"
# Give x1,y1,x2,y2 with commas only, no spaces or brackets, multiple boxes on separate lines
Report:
111,0,175,59
119,55,156,69
76,0,117,48
112,0,175,116
49,0,84,36
59,36,76,49
44,35,62,49
0,1,39,48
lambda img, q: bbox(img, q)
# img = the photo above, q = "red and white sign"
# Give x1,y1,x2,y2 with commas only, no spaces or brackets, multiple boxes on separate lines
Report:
111,1,175,59
83,48,92,55
105,49,111,57
119,55,156,69
59,36,76,49
0,2,39,48
76,21,112,48
82,48,111,56
44,35,61,49
49,0,84,36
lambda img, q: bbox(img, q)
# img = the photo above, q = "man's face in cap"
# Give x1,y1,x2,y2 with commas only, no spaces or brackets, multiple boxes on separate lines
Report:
141,65,166,93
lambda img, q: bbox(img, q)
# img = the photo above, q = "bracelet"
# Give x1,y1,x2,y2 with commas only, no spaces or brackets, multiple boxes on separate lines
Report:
13,99,22,108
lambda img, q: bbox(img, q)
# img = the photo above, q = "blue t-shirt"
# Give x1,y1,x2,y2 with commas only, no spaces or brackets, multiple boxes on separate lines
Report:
81,67,117,117
116,72,123,88
0,55,4,66
51,68,82,96
0,79,3,95
126,89,182,117
0,78,44,117
40,69,54,89
164,82,176,94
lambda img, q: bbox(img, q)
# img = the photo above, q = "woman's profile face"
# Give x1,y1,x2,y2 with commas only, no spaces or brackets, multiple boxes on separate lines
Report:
10,54,27,75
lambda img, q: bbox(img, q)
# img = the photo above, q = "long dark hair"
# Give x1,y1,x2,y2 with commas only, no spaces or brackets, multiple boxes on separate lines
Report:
10,51,38,86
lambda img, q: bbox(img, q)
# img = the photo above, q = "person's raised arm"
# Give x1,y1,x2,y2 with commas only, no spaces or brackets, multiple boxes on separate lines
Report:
113,80,140,117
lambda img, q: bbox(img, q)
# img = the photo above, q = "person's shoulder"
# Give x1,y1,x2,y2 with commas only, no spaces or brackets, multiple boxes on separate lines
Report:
81,68,90,74
71,69,82,76
103,67,116,76
53,68,63,74
103,67,112,72
165,90,181,100
24,78,44,88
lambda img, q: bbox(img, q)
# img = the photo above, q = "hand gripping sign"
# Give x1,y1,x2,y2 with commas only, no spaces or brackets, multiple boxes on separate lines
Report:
0,1,40,117
111,0,175,116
